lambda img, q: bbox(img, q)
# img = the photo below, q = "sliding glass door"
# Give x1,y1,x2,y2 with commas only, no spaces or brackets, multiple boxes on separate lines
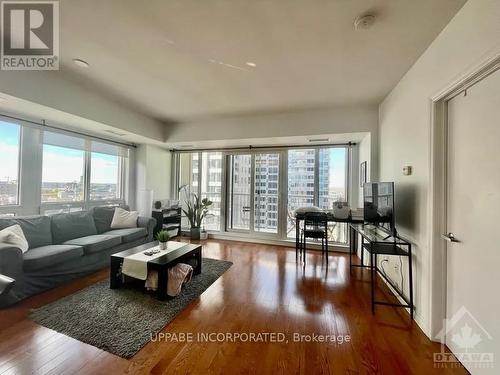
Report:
227,154,252,231
226,152,281,236
176,145,350,245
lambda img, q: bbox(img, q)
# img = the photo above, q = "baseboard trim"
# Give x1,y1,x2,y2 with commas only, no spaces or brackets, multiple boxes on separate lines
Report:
207,232,350,253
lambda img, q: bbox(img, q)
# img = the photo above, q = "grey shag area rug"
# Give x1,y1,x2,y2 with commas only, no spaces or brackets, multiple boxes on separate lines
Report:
30,258,232,358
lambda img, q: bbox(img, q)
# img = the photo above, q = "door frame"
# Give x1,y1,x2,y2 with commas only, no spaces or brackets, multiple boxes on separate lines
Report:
428,53,500,340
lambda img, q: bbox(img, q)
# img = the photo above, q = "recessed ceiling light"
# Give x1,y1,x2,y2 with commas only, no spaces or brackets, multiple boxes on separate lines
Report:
246,62,256,67
73,58,90,68
354,14,376,30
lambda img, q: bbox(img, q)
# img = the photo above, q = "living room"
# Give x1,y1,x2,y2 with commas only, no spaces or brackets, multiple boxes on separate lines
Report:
0,1,499,374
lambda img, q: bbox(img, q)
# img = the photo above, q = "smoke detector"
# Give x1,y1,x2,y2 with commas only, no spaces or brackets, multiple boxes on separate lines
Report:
354,14,376,30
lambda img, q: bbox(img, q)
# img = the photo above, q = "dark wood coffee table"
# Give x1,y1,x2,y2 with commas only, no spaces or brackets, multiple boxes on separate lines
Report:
110,241,202,300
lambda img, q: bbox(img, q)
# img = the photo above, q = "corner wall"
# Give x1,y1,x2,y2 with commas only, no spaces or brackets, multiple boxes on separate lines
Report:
378,0,500,336
135,144,172,205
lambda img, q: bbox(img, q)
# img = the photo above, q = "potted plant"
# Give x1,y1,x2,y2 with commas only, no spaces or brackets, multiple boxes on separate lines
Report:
156,230,170,250
182,193,213,240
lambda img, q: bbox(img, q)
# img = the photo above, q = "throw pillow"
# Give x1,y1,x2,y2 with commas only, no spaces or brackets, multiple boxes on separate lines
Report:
110,207,139,229
0,224,29,253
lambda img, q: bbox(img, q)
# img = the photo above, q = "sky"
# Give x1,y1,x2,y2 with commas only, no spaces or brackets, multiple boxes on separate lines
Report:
0,121,119,184
323,148,346,190
0,122,20,182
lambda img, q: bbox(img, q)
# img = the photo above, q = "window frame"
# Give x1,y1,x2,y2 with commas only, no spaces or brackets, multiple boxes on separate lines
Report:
88,150,125,203
174,144,351,245
40,135,128,214
41,143,87,205
0,119,22,208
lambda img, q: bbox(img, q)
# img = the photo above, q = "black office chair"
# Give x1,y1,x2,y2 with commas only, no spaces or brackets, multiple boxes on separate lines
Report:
299,212,328,265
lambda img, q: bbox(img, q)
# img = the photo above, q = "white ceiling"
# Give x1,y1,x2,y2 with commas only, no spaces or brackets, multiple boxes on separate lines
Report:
59,0,466,123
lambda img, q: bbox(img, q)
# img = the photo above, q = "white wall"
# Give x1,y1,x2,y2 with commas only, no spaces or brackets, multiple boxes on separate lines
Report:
378,0,500,337
0,70,165,142
135,144,172,205
357,133,372,207
165,104,378,145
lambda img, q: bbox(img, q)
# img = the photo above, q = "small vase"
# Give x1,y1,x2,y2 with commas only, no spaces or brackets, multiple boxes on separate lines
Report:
159,241,167,250
190,227,201,240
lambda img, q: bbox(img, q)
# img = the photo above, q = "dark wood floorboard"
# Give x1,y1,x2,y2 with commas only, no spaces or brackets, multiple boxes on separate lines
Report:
0,238,467,374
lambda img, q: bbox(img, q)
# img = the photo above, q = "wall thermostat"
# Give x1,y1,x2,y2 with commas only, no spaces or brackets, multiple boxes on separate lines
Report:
403,166,412,176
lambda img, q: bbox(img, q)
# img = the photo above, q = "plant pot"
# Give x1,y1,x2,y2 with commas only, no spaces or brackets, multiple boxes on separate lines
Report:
159,241,167,250
190,227,201,240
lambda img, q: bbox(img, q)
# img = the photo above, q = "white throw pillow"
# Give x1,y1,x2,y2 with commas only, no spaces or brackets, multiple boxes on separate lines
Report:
0,224,29,253
110,207,139,229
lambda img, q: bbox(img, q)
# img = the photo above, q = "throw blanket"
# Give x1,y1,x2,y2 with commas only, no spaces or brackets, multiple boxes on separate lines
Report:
121,242,186,280
145,263,194,297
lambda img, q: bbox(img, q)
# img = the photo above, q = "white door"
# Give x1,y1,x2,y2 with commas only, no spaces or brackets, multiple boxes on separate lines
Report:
446,68,500,374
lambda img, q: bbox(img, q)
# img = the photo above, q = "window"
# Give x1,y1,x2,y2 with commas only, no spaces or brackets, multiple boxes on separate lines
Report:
42,144,85,203
287,149,315,237
175,145,350,244
318,148,348,243
287,147,348,243
43,206,84,216
254,153,280,233
41,132,128,206
200,152,222,231
0,121,21,206
89,141,126,201
90,152,121,200
178,152,222,231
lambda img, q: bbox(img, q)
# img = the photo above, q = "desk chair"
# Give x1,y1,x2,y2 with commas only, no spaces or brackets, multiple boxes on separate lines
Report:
299,212,328,265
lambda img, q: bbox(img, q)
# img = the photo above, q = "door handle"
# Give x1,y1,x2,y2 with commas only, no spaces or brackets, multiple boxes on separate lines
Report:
441,233,460,243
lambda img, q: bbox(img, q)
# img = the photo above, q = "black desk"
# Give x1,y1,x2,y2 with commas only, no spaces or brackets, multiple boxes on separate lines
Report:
294,212,364,252
349,223,413,319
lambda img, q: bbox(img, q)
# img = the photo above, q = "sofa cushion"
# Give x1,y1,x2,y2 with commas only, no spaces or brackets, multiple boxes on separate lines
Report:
92,206,130,234
51,211,98,244
0,216,53,249
63,234,122,255
103,228,147,243
23,245,84,272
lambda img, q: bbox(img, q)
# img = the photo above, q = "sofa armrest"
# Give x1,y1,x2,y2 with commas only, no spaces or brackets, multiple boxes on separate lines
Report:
138,216,157,242
0,244,24,307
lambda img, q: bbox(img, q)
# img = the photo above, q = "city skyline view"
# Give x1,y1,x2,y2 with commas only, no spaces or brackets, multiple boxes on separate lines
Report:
181,148,348,243
0,121,123,206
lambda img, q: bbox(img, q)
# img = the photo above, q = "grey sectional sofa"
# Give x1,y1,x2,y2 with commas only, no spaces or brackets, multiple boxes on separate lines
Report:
0,206,156,307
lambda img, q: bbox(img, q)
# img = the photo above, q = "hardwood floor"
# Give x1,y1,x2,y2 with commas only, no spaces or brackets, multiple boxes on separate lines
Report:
0,239,467,374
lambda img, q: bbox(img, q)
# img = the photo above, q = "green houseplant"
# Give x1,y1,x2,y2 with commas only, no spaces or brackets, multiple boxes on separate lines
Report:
182,193,213,240
156,230,170,250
